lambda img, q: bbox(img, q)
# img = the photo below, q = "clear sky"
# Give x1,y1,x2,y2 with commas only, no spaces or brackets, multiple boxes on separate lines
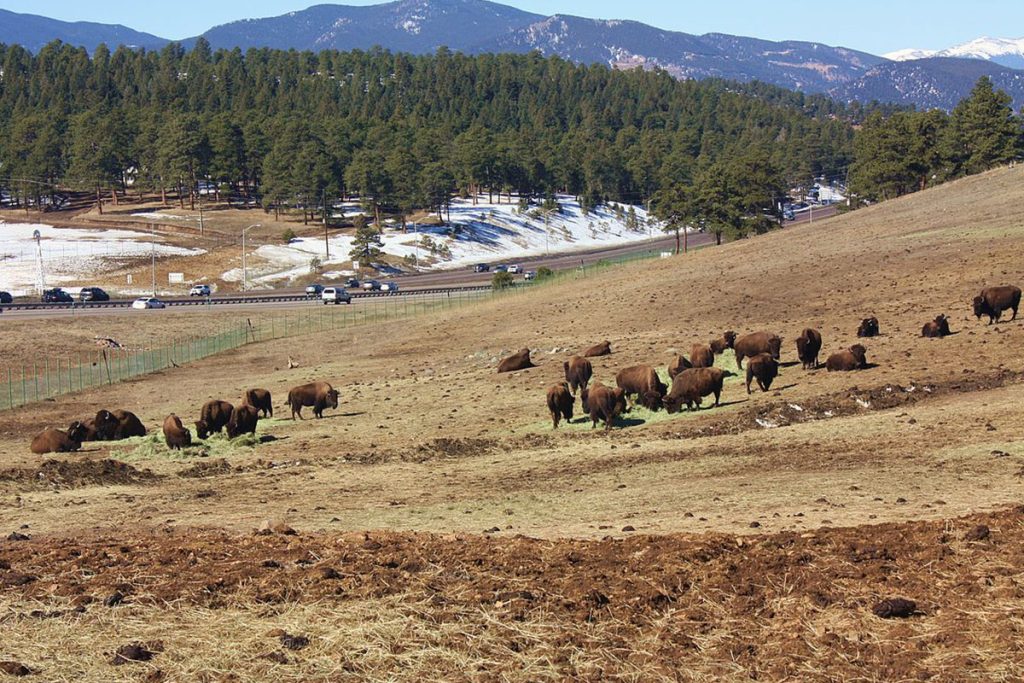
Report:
3,0,1022,55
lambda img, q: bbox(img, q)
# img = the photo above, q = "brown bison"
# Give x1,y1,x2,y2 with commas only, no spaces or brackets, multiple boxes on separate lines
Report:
580,383,627,430
615,364,667,411
733,332,782,369
111,410,146,439
30,422,88,454
563,356,593,393
667,354,693,379
690,343,715,368
76,409,118,442
921,314,952,338
196,400,234,439
162,414,192,450
973,285,1021,324
745,353,779,394
582,340,612,357
243,388,273,418
826,344,869,372
497,348,535,373
663,367,725,413
226,404,260,438
546,382,574,429
709,331,737,355
287,381,340,420
857,317,880,338
795,328,823,369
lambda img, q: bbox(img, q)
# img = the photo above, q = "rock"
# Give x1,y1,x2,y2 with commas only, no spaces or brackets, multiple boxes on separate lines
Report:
872,598,917,619
621,525,636,532
111,642,162,665
6,532,29,541
964,524,990,542
256,520,297,536
0,661,33,676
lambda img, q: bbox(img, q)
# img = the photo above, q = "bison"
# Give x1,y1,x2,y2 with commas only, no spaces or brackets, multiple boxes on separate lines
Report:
287,381,339,420
582,340,612,357
546,382,574,429
196,400,234,439
615,364,667,411
111,410,146,439
563,356,593,393
497,348,535,373
921,314,952,338
76,409,118,442
795,328,823,369
857,317,880,338
826,344,869,372
745,353,779,394
667,354,693,380
709,331,737,355
243,388,273,418
162,414,192,450
580,383,627,430
690,343,715,368
733,332,782,370
226,404,260,439
663,367,725,413
973,285,1021,324
30,422,88,454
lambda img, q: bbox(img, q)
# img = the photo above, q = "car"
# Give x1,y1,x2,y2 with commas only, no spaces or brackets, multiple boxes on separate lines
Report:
523,271,537,281
79,286,110,302
493,264,509,273
41,288,73,303
473,263,490,273
189,284,212,297
321,287,352,305
131,297,165,310
507,264,522,274
380,281,399,292
305,283,324,298
0,291,12,304
344,277,360,288
361,279,381,291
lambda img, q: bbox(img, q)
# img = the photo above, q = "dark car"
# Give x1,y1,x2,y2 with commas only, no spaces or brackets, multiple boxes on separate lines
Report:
304,283,324,298
344,277,360,288
473,263,490,272
79,286,110,302
41,288,73,303
0,291,12,304
493,264,509,273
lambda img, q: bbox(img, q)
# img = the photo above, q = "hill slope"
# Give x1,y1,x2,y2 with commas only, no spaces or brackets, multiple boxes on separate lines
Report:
0,8,167,52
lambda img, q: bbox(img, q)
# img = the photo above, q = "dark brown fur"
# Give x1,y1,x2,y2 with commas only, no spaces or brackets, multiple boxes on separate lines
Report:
795,328,823,369
733,332,782,369
745,353,779,394
690,343,715,368
497,348,535,373
582,340,612,357
226,404,260,439
162,414,192,450
286,381,339,419
667,354,693,379
563,356,593,393
196,400,234,439
615,364,667,411
921,314,951,338
663,367,725,413
826,344,869,371
546,382,574,429
973,285,1021,324
709,331,737,355
30,422,88,454
75,409,118,442
111,410,146,439
857,317,880,338
243,388,273,418
580,383,626,430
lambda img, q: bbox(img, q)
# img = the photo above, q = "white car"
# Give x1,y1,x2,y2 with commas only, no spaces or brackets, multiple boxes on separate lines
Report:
523,271,537,281
380,281,399,292
131,297,165,310
189,284,211,297
321,287,352,305
507,264,522,274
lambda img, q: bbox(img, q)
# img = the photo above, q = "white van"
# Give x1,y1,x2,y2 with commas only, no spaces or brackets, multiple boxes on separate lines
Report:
321,287,352,304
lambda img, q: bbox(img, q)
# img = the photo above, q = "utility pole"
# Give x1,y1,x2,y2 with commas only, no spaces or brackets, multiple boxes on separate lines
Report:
33,229,45,295
241,223,261,294
323,189,330,260
151,225,157,296
197,185,205,237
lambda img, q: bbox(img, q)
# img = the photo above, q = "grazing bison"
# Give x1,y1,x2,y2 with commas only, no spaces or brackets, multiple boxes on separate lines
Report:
663,367,725,413
921,314,952,338
497,348,535,373
973,285,1021,324
243,388,273,418
857,317,880,338
615,364,667,411
196,400,234,439
580,383,627,430
546,382,574,429
76,409,118,442
582,340,612,357
745,353,780,394
111,410,146,439
709,331,737,355
795,328,823,369
226,404,260,439
826,344,869,372
733,332,782,370
690,343,715,369
30,422,88,454
162,414,192,450
667,354,693,380
287,381,340,420
563,356,593,393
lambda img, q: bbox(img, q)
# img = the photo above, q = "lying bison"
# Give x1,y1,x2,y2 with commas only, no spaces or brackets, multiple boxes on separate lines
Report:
973,285,1021,324
563,356,593,393
497,348,535,373
745,353,779,394
196,399,233,439
76,409,118,442
921,314,952,338
163,414,192,450
795,328,823,369
690,343,715,369
287,381,339,419
111,410,146,439
580,383,627,430
243,388,273,418
826,344,868,371
615,364,667,411
663,367,724,413
734,332,781,370
710,331,737,355
582,340,612,357
667,354,693,380
31,422,88,454
226,404,260,439
857,317,880,338
546,382,574,429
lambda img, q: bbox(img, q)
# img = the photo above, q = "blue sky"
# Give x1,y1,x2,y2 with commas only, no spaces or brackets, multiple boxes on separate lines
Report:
4,0,1022,54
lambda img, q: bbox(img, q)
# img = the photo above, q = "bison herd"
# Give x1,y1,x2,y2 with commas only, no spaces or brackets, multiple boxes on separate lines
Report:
29,381,341,454
510,284,1020,431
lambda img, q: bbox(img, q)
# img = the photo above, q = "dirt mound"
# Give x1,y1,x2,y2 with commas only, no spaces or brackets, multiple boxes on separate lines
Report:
0,459,157,490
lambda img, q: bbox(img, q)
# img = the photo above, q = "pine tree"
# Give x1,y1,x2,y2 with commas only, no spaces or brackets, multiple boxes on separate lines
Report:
945,76,1022,176
349,214,383,261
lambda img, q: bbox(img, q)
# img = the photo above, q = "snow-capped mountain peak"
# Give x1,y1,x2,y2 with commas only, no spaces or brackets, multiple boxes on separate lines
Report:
885,36,1024,69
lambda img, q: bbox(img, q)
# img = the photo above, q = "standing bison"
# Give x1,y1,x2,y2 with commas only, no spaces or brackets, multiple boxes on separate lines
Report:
745,353,779,394
580,383,627,430
733,332,782,370
243,388,273,418
663,367,725,413
710,331,737,355
163,414,192,450
546,382,574,429
690,343,715,369
563,356,593,393
30,422,88,454
973,285,1020,324
287,381,340,419
615,364,667,411
196,400,234,439
226,404,260,438
857,317,880,338
497,348,535,373
921,314,952,338
826,344,869,371
795,328,823,369
667,354,693,380
582,341,612,357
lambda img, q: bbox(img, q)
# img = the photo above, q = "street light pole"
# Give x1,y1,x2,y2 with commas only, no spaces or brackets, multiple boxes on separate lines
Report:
241,223,261,294
151,225,156,297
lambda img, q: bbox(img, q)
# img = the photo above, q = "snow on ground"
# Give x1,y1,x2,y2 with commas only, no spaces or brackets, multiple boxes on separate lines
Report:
0,222,204,294
225,196,666,286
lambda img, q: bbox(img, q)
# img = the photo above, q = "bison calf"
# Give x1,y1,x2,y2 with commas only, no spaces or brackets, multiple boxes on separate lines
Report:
546,382,574,429
196,400,234,439
615,364,667,411
663,367,725,413
497,348,535,373
973,285,1021,324
580,383,626,430
826,344,869,371
857,317,880,338
795,328,823,369
734,332,781,370
163,414,192,450
30,422,88,454
921,314,951,338
287,381,339,419
745,353,779,394
563,356,593,393
243,388,273,418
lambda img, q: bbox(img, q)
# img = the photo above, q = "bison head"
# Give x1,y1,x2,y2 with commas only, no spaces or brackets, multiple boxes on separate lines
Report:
768,336,782,360
663,395,682,415
326,389,340,409
640,391,663,412
722,331,737,348
195,420,210,440
580,388,589,412
849,344,868,367
67,421,89,444
972,295,987,319
94,409,118,440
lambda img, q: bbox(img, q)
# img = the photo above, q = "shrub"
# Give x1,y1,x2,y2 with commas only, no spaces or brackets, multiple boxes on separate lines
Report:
536,267,554,281
281,228,297,243
491,271,515,290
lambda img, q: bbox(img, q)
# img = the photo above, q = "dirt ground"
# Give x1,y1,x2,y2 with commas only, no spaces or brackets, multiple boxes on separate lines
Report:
2,166,1024,679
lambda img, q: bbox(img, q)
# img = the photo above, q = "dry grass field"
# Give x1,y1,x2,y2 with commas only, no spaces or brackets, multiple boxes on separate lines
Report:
2,166,1024,680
